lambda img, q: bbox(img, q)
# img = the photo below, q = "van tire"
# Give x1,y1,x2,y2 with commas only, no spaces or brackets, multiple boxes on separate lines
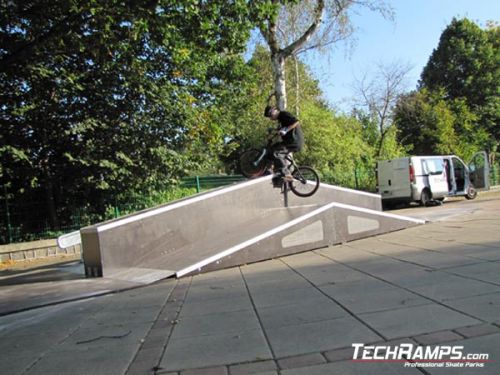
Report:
382,201,393,210
420,189,431,206
465,184,477,200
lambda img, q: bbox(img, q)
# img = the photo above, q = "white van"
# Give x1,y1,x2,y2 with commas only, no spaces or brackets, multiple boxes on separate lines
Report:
377,152,490,208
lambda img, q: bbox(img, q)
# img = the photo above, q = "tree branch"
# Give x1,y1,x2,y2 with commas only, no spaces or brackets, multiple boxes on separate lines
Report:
282,0,325,57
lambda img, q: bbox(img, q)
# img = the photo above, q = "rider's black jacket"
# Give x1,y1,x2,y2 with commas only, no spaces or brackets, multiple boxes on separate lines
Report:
277,111,304,151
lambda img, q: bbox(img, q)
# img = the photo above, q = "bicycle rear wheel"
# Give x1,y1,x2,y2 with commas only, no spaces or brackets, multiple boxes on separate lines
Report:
240,149,267,178
289,166,320,197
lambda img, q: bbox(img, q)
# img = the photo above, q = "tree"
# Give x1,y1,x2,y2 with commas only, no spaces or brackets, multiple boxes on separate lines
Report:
353,61,412,157
393,88,488,160
222,45,378,190
419,18,499,146
257,0,392,110
0,0,265,238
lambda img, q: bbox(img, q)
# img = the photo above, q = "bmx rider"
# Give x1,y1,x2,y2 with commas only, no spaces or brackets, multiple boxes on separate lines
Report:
263,105,304,182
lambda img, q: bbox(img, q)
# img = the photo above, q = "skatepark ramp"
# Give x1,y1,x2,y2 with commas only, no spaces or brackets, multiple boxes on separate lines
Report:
81,176,424,282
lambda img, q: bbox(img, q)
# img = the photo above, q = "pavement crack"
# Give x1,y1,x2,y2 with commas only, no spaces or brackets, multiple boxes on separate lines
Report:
76,330,132,344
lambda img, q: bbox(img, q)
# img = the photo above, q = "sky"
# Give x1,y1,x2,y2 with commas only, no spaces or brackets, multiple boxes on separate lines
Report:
300,0,500,112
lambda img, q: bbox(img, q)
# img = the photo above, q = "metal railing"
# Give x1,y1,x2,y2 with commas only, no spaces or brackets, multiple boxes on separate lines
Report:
0,175,245,245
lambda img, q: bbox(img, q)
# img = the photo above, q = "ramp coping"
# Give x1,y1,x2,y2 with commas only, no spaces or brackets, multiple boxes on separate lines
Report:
175,201,424,277
92,176,272,233
319,183,381,198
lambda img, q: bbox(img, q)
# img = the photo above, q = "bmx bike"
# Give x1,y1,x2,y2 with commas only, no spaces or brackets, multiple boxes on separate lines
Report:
239,137,320,198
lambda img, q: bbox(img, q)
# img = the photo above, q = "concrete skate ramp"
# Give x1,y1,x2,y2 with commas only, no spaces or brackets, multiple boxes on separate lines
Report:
81,176,424,282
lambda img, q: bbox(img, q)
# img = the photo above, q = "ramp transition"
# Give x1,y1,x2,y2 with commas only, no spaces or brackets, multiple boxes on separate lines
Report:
80,176,424,282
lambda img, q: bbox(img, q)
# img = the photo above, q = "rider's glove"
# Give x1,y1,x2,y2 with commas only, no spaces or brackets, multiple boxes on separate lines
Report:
279,127,289,136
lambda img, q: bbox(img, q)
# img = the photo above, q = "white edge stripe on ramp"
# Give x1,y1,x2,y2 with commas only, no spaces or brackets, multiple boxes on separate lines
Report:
330,201,426,224
175,202,336,277
319,182,381,198
95,176,272,233
175,201,424,277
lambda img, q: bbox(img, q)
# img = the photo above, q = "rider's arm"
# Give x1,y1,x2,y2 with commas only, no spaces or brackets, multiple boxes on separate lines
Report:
279,121,299,135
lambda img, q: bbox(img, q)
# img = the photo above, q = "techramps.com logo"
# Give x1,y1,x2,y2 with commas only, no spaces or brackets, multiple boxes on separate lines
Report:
351,343,493,369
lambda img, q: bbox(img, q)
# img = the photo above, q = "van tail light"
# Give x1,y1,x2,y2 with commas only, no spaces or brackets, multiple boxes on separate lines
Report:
409,164,415,183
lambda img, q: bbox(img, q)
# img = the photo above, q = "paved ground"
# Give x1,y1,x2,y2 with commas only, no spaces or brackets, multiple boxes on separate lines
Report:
1,193,500,375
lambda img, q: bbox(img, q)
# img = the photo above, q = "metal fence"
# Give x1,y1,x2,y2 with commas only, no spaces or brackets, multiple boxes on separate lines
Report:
0,175,245,245
2,162,498,246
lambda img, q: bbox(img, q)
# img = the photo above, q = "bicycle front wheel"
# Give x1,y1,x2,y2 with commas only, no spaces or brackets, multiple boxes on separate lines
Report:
290,166,320,197
240,149,267,178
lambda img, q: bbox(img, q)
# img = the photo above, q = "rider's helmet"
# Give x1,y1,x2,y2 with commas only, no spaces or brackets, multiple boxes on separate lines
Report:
264,105,274,117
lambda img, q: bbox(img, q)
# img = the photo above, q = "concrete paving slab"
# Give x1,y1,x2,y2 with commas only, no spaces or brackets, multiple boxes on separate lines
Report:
392,269,480,289
62,321,152,350
318,276,401,295
320,283,432,314
243,275,313,294
78,304,165,328
249,286,327,308
409,276,500,302
425,333,500,375
229,360,278,375
240,264,306,286
180,296,253,317
315,244,373,263
171,309,261,339
442,292,500,322
387,250,482,270
358,304,481,339
444,262,500,285
257,298,348,329
281,254,374,286
0,277,142,315
3,353,42,375
343,237,421,255
159,330,272,372
23,341,140,375
184,282,249,302
380,236,492,256
339,250,428,277
265,316,381,358
280,251,334,267
280,360,424,375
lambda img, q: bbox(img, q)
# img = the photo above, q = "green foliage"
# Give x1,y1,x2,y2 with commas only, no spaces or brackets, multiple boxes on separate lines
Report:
419,18,499,147
394,88,489,160
0,0,266,234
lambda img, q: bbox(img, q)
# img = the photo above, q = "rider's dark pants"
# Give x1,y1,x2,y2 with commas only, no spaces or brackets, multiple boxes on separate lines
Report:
271,142,300,175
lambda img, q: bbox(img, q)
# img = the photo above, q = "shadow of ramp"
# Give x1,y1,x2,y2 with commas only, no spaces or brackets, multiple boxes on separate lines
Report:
0,261,143,315
80,177,424,282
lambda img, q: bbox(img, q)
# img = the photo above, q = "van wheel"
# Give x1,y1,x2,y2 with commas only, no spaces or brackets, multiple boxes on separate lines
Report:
420,189,431,206
382,201,393,210
465,184,477,200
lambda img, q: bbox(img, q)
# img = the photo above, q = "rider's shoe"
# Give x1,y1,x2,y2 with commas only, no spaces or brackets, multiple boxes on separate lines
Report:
272,174,282,187
283,174,294,182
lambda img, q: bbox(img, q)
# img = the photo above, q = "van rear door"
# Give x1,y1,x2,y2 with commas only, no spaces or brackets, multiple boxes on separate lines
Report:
468,151,490,191
421,157,448,198
377,158,411,199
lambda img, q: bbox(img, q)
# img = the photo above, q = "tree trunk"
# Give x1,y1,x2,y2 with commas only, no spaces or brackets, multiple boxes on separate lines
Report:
272,53,287,110
292,54,300,115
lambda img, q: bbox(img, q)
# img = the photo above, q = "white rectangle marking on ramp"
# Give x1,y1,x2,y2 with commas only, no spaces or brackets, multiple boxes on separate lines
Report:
176,202,337,277
176,201,425,277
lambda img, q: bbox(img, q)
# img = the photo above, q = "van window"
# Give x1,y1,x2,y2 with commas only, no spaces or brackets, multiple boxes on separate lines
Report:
422,158,444,175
